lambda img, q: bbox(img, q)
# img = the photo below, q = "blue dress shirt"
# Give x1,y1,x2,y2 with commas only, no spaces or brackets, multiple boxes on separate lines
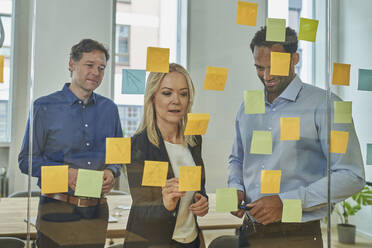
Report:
228,76,365,222
18,83,123,188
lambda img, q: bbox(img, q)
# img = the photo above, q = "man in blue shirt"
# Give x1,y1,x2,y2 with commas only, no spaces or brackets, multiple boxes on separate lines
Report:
228,27,365,247
18,39,123,247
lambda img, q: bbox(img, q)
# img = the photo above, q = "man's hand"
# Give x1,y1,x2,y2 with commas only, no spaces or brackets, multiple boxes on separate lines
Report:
247,195,283,225
162,178,185,211
231,190,245,218
102,169,115,195
190,193,208,217
68,168,78,191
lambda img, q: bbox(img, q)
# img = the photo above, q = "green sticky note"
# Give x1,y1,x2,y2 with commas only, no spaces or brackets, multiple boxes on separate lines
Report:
282,199,302,223
74,169,104,198
298,18,319,42
216,188,238,212
334,101,352,123
367,144,372,165
244,90,265,114
358,69,372,91
266,18,286,42
250,131,272,155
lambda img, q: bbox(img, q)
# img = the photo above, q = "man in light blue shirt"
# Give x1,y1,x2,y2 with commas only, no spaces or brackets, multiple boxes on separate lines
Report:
228,26,365,247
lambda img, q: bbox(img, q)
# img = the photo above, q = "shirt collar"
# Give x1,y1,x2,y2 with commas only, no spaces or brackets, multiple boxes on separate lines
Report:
277,75,303,102
62,83,97,105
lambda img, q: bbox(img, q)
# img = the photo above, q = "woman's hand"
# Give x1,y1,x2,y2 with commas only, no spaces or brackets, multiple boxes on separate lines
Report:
162,178,185,211
189,193,209,217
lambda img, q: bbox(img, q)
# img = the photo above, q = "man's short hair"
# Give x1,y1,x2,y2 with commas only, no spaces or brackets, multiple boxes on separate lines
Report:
70,39,110,62
250,26,298,54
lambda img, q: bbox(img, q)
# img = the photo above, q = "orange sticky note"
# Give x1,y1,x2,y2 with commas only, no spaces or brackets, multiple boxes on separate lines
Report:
270,52,290,76
280,117,300,140
179,166,201,191
261,170,281,194
236,1,258,26
203,66,228,91
0,56,4,83
142,161,168,187
41,165,68,194
105,137,131,164
332,63,351,86
184,113,210,135
330,131,349,154
146,47,170,73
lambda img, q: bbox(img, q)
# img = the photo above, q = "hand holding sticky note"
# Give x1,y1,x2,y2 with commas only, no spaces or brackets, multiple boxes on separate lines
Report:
266,18,286,42
334,101,352,123
105,137,131,164
142,161,168,187
74,169,104,198
280,117,300,140
146,47,170,73
282,199,302,223
236,1,258,26
332,63,351,86
330,130,349,154
298,18,319,42
179,166,201,191
270,52,291,76
41,165,68,194
260,170,281,194
203,66,228,91
184,113,210,135
250,130,272,155
244,90,265,114
122,69,146,94
216,188,238,212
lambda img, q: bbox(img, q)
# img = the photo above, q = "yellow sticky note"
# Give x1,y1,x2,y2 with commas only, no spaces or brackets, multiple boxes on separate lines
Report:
280,117,300,140
203,66,228,91
260,170,281,194
266,18,286,42
332,63,351,86
298,18,319,42
330,131,349,154
146,47,170,73
250,130,272,155
105,137,131,164
179,166,201,192
334,101,352,123
184,113,210,135
142,161,169,187
244,90,265,114
0,56,4,83
236,1,258,26
282,199,302,223
41,165,68,194
270,52,291,76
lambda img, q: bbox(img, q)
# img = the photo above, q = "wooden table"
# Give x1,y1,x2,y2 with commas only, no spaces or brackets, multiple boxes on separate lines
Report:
0,194,242,239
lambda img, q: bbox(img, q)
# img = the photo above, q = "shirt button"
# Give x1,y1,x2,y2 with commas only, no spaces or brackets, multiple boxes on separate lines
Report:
78,101,82,104
85,124,88,127
86,142,90,147
87,161,91,165
268,127,272,130
273,108,276,111
82,105,86,109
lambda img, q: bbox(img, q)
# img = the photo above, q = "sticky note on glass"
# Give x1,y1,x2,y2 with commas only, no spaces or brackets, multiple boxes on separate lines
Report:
270,52,290,76
146,47,169,73
330,130,349,154
41,165,68,194
358,69,372,91
266,18,286,42
184,113,210,135
216,188,238,212
367,144,372,165
332,63,351,86
244,90,265,114
142,161,168,187
250,131,272,155
298,18,319,42
260,170,281,194
179,166,201,192
74,169,104,198
105,137,131,164
203,66,228,91
282,199,302,223
0,56,4,83
122,69,146,94
236,1,258,26
280,117,300,140
334,101,352,123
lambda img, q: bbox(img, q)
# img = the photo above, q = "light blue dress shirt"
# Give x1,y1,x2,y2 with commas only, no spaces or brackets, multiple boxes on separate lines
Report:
228,76,365,222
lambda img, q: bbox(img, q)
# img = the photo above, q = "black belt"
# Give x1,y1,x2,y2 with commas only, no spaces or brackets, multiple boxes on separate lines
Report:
43,193,106,207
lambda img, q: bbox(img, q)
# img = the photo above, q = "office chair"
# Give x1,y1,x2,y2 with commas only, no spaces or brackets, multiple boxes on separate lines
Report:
8,190,41,198
208,235,239,248
0,237,25,248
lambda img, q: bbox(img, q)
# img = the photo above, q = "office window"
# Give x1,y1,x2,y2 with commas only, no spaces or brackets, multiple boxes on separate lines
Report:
115,25,130,65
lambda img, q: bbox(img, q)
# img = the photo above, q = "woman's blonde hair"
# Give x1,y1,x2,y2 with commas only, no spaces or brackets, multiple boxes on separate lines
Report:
136,63,197,147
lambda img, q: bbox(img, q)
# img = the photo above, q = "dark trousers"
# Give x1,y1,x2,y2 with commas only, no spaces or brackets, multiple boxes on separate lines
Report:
238,216,323,248
36,196,109,248
170,235,200,248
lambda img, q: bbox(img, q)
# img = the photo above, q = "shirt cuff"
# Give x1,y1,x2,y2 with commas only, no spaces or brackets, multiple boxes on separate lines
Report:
105,165,121,178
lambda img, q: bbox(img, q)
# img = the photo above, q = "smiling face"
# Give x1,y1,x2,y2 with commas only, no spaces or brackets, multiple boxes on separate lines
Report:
153,71,189,129
69,49,107,96
253,44,299,103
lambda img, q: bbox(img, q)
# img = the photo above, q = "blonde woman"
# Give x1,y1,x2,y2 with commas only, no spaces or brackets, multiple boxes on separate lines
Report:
124,63,208,248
